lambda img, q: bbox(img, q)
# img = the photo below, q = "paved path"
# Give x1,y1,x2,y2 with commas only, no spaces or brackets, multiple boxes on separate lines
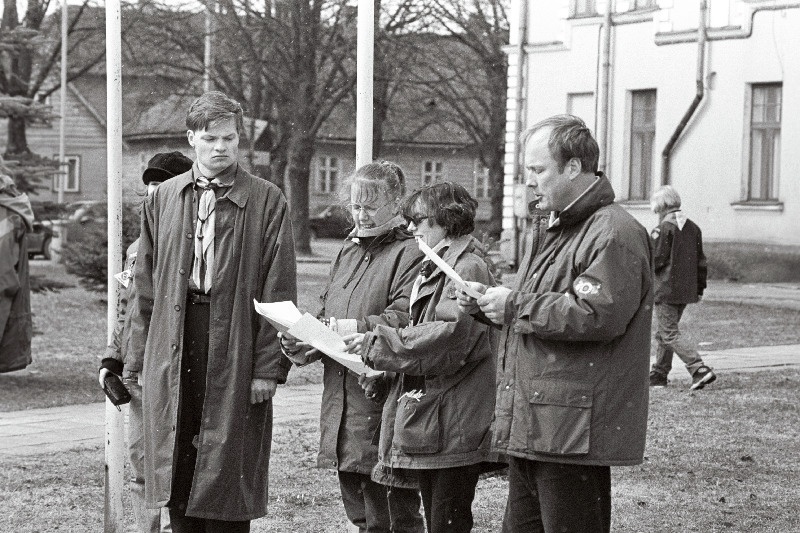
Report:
2,344,799,457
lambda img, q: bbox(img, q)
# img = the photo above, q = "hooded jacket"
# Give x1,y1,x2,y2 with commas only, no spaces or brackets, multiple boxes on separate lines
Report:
651,209,706,304
316,226,423,474
127,165,296,521
0,176,33,373
493,175,652,466
363,234,496,473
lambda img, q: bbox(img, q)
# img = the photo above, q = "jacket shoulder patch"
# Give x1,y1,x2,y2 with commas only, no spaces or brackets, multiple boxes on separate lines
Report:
573,276,601,296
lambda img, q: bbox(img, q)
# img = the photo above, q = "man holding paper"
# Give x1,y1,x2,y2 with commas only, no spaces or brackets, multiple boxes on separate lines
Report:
457,115,652,533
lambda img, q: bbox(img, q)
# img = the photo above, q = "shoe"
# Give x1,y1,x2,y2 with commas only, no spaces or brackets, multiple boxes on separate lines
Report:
649,371,668,387
690,366,717,390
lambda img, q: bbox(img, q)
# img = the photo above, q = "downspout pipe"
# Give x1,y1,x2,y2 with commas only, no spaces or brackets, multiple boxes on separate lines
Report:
661,0,707,185
597,0,613,172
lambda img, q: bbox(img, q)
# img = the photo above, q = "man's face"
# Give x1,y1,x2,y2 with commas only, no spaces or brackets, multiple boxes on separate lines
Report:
524,127,574,212
187,117,239,175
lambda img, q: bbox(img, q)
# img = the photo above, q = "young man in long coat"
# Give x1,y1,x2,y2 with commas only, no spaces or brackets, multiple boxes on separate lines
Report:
128,91,296,532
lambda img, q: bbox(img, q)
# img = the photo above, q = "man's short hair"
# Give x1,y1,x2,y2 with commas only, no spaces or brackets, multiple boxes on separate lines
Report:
521,114,600,174
650,185,682,214
186,91,244,133
401,182,477,238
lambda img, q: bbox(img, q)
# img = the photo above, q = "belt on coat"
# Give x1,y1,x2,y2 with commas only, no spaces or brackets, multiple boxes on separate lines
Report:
187,292,211,304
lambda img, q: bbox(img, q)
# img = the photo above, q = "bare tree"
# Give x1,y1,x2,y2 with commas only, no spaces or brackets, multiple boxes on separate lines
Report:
415,0,509,237
0,0,112,192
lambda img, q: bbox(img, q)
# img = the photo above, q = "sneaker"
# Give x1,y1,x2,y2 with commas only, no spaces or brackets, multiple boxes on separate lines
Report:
690,366,717,390
649,371,668,387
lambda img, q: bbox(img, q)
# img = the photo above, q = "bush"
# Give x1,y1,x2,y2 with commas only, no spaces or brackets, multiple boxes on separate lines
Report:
706,242,800,283
61,203,141,291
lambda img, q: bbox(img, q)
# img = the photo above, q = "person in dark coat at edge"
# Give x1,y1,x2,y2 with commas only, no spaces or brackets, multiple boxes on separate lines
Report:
98,151,193,533
0,172,34,373
648,185,716,390
343,182,501,533
127,91,297,533
279,161,425,533
457,114,653,533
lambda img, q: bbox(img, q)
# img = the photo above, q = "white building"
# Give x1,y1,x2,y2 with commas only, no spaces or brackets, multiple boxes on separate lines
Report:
502,0,799,262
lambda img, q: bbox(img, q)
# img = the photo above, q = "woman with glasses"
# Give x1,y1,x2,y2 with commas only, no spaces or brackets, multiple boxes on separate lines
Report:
343,182,498,533
279,161,425,533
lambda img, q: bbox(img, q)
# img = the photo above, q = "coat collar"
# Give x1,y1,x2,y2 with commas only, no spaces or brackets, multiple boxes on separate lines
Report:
175,163,250,208
548,172,615,229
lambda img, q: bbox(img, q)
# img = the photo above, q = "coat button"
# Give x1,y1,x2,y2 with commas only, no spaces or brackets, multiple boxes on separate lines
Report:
186,232,193,239
179,268,186,275
175,305,181,311
338,370,343,376
171,344,178,351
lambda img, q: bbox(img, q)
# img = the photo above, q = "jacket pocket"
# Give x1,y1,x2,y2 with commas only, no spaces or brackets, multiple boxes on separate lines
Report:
393,392,441,454
527,380,592,456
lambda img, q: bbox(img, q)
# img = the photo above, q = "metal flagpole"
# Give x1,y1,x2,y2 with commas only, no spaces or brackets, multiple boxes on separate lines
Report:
204,2,212,92
105,1,125,531
57,0,67,204
355,0,374,168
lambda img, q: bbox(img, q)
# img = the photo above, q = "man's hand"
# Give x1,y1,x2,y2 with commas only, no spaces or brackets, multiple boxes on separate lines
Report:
358,373,388,403
477,286,513,325
456,282,488,314
250,378,277,404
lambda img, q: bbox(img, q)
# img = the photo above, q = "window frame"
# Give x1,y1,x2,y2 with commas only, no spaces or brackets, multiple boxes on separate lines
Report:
421,160,444,186
473,161,489,200
743,82,782,203
315,155,340,194
570,0,597,18
626,89,657,202
51,155,81,193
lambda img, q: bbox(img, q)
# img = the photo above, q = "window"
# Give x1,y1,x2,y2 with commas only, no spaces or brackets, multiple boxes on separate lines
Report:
748,84,781,201
474,162,489,199
571,0,597,17
316,156,339,194
422,160,443,186
628,0,656,10
51,155,80,193
628,90,656,201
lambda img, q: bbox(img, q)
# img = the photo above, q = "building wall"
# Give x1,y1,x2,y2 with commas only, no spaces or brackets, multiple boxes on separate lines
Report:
507,0,800,248
312,142,492,220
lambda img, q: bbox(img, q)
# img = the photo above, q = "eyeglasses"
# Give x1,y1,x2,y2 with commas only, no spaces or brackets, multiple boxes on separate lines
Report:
404,214,431,227
347,202,392,216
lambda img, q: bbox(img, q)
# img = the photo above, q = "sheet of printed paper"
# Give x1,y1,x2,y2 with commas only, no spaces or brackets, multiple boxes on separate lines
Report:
287,313,381,377
253,300,303,333
417,240,485,299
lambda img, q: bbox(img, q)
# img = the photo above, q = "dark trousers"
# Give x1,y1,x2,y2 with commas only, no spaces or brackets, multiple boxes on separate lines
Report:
168,300,250,532
652,303,704,377
418,464,481,533
338,471,424,533
502,456,611,533
168,508,249,533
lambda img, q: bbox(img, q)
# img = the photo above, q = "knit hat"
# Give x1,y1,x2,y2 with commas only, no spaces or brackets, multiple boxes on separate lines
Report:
142,151,193,185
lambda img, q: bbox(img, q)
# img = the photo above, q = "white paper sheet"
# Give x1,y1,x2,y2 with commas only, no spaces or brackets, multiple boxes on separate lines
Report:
253,300,381,377
417,240,486,299
287,314,381,377
253,300,303,333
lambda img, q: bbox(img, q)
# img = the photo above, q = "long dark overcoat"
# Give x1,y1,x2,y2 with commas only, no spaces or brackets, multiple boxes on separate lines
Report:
128,166,296,521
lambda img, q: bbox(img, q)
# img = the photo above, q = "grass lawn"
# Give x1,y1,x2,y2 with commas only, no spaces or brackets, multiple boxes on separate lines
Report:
2,369,798,532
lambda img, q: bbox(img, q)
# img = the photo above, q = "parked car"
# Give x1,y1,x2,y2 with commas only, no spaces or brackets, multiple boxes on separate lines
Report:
26,221,57,260
309,205,353,239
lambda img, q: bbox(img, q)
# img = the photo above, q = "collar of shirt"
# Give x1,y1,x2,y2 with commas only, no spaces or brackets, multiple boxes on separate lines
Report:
187,162,249,208
192,162,237,188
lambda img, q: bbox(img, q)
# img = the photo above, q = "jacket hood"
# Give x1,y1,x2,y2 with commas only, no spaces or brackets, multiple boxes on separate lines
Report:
662,209,688,230
551,173,615,228
0,188,34,231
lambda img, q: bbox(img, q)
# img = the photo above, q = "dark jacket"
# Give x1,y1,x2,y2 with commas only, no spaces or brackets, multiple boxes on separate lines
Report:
651,210,706,304
363,235,496,473
0,182,33,373
316,227,423,474
128,165,297,521
493,175,652,466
